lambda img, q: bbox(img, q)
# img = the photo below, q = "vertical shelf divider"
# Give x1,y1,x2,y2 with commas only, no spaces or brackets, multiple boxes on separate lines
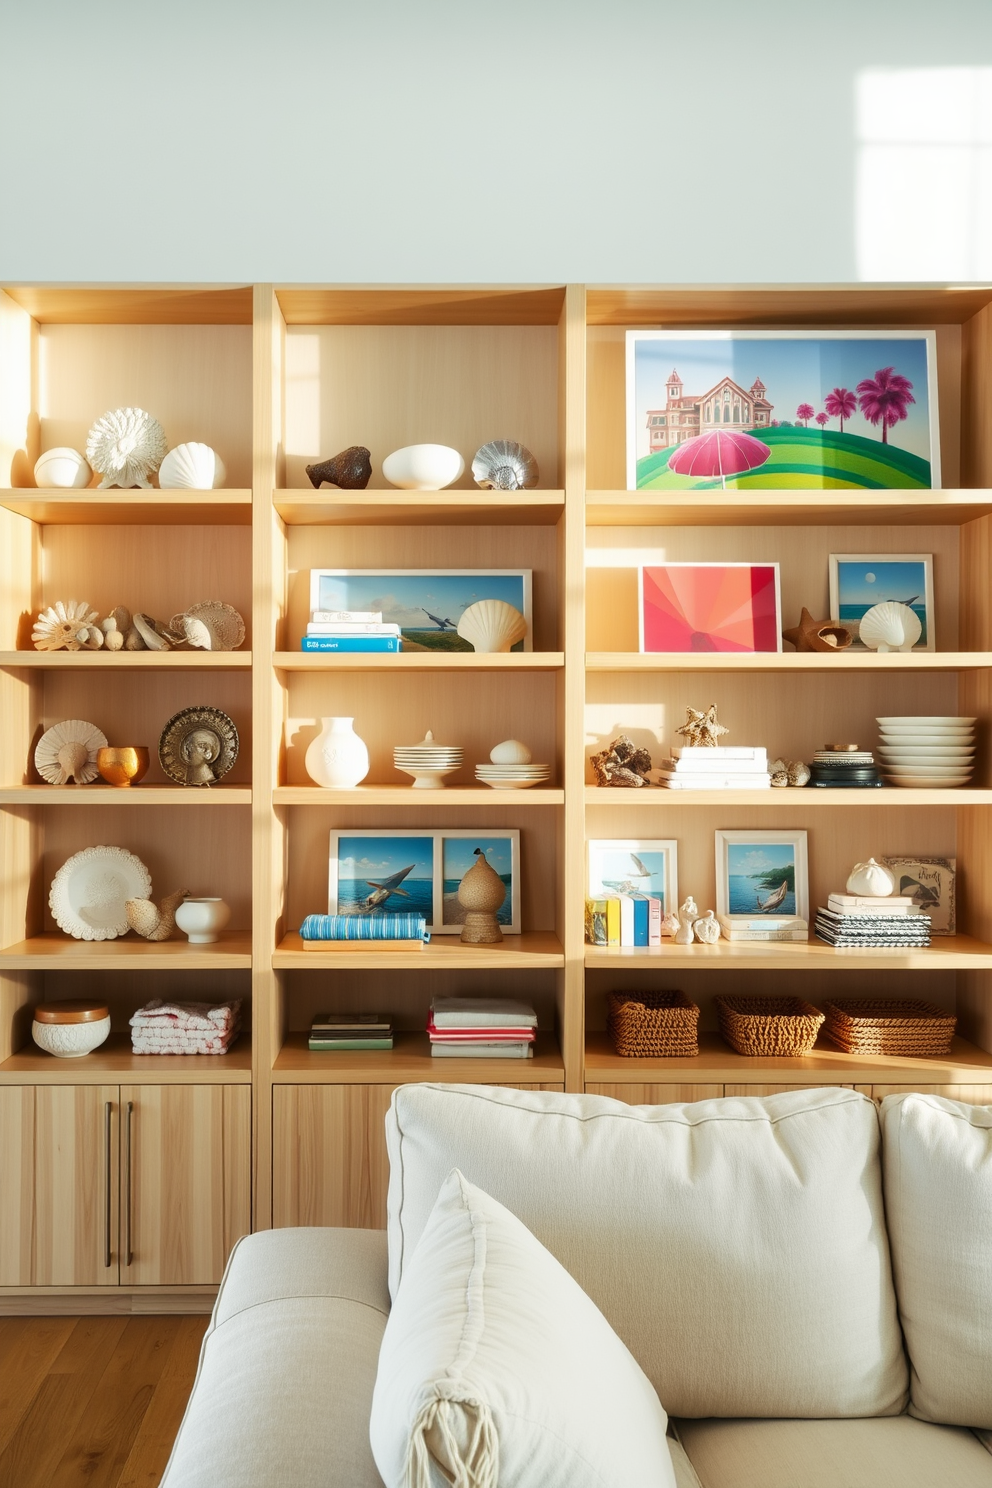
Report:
562,285,587,1092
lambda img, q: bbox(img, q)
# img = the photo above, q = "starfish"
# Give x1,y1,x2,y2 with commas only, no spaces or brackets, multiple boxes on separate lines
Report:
782,608,853,653
675,705,729,749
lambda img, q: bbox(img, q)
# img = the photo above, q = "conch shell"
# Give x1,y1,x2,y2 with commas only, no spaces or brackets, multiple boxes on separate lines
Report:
125,888,190,941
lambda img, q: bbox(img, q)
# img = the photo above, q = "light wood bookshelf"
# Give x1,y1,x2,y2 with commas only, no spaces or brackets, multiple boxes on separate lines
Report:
1,278,992,1284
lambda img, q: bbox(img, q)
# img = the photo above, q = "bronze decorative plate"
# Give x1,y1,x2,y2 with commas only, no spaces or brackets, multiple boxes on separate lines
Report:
158,705,239,788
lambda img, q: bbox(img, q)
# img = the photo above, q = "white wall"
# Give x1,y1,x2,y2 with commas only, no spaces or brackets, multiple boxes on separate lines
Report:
2,0,991,284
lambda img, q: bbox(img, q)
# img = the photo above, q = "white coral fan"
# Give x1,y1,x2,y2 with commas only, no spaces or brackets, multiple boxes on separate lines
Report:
86,407,167,489
32,600,101,651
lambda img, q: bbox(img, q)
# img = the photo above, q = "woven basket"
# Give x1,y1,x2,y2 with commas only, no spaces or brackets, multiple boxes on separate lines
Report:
607,991,699,1057
716,995,824,1057
822,998,957,1057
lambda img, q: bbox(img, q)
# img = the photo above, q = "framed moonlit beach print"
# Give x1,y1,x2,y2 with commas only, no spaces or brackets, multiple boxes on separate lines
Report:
639,563,781,653
626,330,940,492
308,570,532,652
828,554,934,651
715,830,809,922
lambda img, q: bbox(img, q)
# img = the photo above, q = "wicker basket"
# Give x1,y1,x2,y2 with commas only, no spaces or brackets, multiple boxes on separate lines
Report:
822,998,957,1057
607,991,699,1057
715,995,824,1057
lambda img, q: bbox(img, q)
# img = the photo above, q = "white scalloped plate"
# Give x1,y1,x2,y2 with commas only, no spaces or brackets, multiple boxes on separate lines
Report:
49,845,152,940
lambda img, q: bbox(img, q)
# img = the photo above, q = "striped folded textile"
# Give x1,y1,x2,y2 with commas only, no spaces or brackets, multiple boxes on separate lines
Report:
299,913,430,942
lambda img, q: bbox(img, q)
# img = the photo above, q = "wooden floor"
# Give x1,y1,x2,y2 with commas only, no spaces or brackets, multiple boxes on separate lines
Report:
0,1316,207,1488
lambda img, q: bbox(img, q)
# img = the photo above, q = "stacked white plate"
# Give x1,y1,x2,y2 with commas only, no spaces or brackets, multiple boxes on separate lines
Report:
876,716,976,788
394,730,463,789
475,763,551,790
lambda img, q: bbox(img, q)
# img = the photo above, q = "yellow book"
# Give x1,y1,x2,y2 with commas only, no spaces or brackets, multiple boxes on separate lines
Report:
605,897,621,947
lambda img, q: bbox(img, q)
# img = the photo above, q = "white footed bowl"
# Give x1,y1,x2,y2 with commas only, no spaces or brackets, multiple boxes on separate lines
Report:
32,1015,110,1058
382,444,464,490
174,897,231,943
159,442,227,489
34,447,91,489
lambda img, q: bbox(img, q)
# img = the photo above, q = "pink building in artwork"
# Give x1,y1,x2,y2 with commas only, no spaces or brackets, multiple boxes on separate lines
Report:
646,370,775,452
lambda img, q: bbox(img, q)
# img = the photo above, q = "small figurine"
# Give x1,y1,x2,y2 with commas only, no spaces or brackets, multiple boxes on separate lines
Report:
679,895,700,929
675,705,729,749
306,446,373,490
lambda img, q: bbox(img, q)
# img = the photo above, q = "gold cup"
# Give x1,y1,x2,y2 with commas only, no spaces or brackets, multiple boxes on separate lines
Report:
96,746,150,788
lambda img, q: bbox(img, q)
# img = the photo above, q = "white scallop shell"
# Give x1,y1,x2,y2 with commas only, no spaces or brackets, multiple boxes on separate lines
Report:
382,444,464,490
490,738,532,764
159,442,227,489
34,447,91,489
471,440,539,491
169,601,246,651
34,719,108,784
85,407,167,489
456,599,527,654
858,601,922,653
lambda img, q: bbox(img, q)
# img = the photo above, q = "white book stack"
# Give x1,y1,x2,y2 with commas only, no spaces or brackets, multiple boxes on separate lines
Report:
717,914,809,942
651,746,771,790
815,894,930,948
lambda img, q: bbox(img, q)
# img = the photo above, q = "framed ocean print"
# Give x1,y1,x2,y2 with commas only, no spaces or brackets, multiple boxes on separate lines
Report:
715,830,809,921
828,553,934,651
625,329,940,492
639,562,782,653
439,830,520,935
881,855,955,936
308,570,532,652
587,840,678,916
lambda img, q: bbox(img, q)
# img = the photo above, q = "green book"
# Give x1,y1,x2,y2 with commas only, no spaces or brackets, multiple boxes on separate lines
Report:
308,1036,395,1051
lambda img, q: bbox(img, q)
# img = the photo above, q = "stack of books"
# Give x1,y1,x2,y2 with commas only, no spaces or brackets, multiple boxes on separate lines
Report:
717,914,809,943
652,746,771,790
308,1012,394,1051
814,893,931,948
585,895,662,947
427,997,537,1058
302,608,401,654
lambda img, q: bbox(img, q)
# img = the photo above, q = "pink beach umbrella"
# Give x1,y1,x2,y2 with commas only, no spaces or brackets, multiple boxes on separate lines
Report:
668,429,771,489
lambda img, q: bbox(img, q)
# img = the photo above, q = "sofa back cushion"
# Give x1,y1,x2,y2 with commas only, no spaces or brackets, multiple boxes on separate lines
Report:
385,1084,908,1419
880,1091,992,1427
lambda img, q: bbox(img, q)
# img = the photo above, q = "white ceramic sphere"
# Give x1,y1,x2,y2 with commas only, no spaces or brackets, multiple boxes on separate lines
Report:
32,1015,110,1058
490,739,532,764
34,447,91,489
381,444,464,490
174,897,231,944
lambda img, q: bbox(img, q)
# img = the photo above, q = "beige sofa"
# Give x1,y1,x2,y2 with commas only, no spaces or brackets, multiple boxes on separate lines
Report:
161,1085,992,1487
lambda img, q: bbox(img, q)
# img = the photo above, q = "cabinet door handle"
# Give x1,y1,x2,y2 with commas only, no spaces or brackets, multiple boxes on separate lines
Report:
124,1100,134,1267
104,1100,113,1268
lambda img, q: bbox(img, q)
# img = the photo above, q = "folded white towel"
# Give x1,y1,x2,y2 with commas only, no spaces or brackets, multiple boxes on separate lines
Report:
129,998,242,1032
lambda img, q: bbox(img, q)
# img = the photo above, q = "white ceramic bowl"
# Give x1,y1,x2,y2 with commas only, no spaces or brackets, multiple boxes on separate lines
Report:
174,897,230,944
32,1015,110,1057
879,727,974,738
879,750,975,761
34,447,91,489
382,444,464,490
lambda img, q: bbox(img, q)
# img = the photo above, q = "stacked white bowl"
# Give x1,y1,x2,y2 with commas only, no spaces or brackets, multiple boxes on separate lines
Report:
393,730,463,789
876,716,976,788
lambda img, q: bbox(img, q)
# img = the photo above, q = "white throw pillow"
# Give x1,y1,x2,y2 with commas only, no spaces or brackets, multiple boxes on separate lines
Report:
370,1168,676,1488
880,1091,992,1426
385,1084,908,1419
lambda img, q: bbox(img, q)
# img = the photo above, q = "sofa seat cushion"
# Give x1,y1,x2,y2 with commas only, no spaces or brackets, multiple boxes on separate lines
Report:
161,1228,389,1488
386,1084,907,1419
675,1416,992,1488
881,1091,992,1426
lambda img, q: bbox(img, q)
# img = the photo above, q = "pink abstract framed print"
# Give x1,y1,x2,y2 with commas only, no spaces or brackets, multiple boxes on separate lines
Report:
639,562,782,654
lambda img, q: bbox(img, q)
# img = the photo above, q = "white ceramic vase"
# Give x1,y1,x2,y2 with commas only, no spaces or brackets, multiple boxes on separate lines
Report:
174,897,231,944
305,716,370,789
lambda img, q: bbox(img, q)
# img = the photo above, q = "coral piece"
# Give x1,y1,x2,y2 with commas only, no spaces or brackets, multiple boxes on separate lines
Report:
675,705,729,749
769,759,811,788
590,734,653,788
306,447,372,490
471,440,539,491
86,407,167,489
34,719,108,784
782,607,853,653
456,599,527,654
125,888,190,942
32,600,100,652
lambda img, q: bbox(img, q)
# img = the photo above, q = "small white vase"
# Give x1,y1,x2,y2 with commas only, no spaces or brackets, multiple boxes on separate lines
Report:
174,897,231,944
305,716,370,789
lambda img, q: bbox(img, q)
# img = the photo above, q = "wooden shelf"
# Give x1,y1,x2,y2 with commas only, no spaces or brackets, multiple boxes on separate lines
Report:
584,1031,992,1086
0,934,252,970
585,786,992,807
0,489,252,525
586,651,992,673
274,285,566,326
584,936,992,970
0,650,251,670
0,1031,252,1084
272,1030,564,1084
274,784,562,806
274,651,563,672
584,284,992,327
274,489,564,527
586,489,992,528
0,785,251,805
274,930,564,970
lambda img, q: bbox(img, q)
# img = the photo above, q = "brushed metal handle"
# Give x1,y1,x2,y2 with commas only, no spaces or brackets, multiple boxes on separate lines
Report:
124,1100,134,1267
104,1101,113,1268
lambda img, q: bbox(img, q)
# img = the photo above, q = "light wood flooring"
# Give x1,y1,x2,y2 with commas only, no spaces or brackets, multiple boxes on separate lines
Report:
0,1316,207,1488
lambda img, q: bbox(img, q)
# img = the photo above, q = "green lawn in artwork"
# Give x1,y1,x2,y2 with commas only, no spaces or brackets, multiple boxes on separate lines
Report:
636,425,931,491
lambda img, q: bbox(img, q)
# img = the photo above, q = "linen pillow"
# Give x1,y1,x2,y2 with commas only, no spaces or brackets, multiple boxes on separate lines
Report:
880,1091,992,1426
370,1167,676,1488
385,1083,908,1419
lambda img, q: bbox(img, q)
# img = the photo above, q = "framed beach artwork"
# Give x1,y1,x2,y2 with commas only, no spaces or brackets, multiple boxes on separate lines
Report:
828,554,934,651
715,830,809,922
626,330,940,492
587,840,678,917
639,563,781,653
308,570,532,652
328,829,520,935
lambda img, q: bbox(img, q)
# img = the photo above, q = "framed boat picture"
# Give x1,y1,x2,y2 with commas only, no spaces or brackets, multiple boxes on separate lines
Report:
639,562,782,653
626,330,940,492
715,829,809,922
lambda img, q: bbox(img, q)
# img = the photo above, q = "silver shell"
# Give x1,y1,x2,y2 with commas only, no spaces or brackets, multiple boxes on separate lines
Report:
471,440,539,492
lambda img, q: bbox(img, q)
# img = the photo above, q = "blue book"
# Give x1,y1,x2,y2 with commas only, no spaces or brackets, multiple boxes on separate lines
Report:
301,636,401,653
629,893,650,947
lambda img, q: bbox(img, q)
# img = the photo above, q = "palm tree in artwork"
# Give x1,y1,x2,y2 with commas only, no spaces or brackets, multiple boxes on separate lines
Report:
825,386,856,433
855,367,915,445
796,403,814,426
815,411,829,432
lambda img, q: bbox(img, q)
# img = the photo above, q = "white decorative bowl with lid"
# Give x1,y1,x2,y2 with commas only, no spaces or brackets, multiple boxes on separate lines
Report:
32,999,111,1057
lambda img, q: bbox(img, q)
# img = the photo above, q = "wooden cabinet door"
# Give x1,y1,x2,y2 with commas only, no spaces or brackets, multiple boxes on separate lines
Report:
120,1085,251,1287
33,1085,120,1287
0,1086,38,1285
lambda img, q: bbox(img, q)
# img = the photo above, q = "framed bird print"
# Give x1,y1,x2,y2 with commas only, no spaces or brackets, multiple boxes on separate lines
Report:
715,830,809,922
587,840,678,918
